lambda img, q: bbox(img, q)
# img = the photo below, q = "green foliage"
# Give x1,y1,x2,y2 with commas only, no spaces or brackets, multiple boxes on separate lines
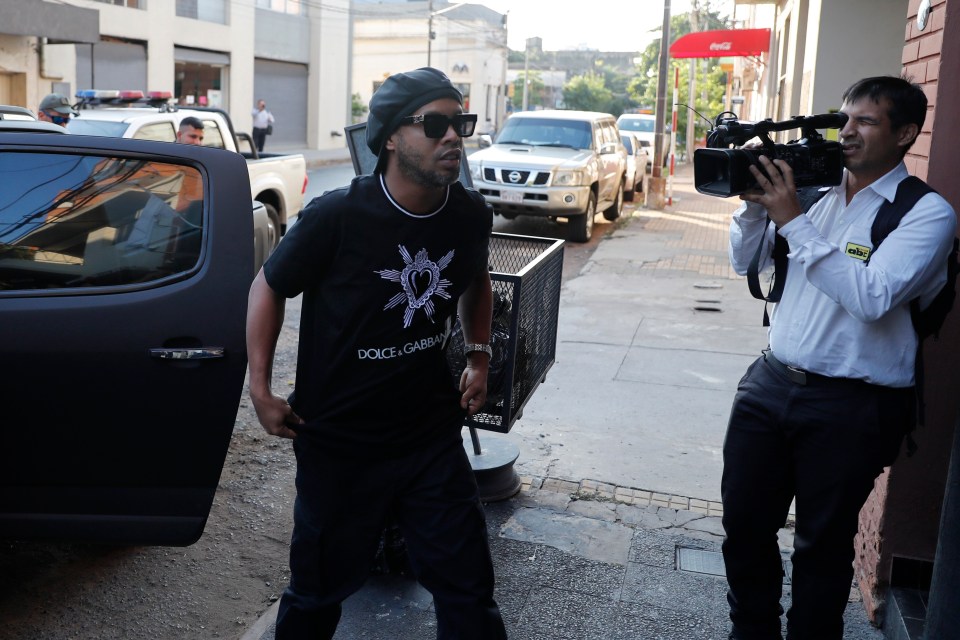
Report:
351,93,367,119
513,71,546,109
627,1,731,150
563,72,614,113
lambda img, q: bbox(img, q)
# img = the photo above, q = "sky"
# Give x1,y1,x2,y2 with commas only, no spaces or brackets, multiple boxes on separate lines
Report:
476,0,735,53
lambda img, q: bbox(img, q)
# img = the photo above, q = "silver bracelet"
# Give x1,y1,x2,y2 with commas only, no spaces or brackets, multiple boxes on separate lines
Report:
463,343,492,358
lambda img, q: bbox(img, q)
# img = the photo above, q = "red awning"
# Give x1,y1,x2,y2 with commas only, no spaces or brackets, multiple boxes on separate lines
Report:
669,28,771,59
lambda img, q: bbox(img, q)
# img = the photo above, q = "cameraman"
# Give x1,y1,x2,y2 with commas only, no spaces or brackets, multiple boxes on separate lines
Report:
722,76,956,640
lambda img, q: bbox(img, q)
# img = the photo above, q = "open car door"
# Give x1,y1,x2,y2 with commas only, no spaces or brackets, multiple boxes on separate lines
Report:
0,132,254,545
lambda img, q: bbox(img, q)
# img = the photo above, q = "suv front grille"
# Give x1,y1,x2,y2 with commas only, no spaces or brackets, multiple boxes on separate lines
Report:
481,167,551,186
499,169,531,184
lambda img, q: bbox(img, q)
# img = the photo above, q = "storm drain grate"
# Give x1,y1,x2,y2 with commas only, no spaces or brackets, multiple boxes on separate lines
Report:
676,548,726,577
676,547,792,584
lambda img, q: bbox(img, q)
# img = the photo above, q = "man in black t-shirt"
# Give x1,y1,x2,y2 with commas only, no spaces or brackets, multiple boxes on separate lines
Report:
246,67,507,639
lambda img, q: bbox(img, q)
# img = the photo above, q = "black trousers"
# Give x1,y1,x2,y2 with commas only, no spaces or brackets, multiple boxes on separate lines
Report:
721,355,912,640
253,127,268,152
274,433,507,640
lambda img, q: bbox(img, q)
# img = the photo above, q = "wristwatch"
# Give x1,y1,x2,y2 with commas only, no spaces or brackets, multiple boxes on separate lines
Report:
463,343,493,358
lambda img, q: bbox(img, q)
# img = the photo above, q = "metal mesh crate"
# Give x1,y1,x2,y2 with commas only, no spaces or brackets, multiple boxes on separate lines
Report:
448,232,564,433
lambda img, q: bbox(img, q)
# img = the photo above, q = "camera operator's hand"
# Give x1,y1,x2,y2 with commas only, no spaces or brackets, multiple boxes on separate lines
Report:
740,155,802,227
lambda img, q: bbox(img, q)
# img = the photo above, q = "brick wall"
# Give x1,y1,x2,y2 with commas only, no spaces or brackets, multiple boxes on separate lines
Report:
855,0,957,624
855,472,891,621
900,0,946,179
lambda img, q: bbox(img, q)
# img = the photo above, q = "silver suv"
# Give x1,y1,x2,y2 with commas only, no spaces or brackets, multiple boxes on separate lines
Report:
470,110,627,242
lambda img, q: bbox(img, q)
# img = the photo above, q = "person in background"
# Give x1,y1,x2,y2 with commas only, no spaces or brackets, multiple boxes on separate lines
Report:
721,75,957,640
245,67,506,639
37,93,74,128
176,116,205,146
251,99,274,152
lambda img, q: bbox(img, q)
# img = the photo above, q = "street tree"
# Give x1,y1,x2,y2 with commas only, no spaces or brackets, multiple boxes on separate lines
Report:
563,72,614,113
627,1,730,150
512,71,546,109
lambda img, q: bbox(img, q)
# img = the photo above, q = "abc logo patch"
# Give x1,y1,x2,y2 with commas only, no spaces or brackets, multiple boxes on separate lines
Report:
845,243,872,261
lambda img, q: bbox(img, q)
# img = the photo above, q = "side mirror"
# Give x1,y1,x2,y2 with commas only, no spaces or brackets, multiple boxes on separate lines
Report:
477,134,493,149
600,142,617,155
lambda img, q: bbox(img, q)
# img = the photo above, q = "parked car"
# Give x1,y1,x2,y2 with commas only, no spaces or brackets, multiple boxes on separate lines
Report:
0,105,255,545
469,110,626,242
67,91,307,246
620,131,649,202
617,113,668,169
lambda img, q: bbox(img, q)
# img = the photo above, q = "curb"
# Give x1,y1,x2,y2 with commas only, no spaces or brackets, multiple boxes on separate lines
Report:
237,599,280,640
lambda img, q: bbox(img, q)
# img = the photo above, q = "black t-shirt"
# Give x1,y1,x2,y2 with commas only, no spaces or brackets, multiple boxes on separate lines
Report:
263,174,491,455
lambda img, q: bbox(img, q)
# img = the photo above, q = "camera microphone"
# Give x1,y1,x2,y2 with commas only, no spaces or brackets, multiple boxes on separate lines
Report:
791,112,849,131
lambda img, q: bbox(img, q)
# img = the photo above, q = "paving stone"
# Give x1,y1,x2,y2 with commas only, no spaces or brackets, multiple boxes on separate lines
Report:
500,507,634,566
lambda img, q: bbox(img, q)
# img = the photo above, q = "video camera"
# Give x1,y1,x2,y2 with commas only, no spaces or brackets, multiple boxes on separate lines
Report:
693,112,849,197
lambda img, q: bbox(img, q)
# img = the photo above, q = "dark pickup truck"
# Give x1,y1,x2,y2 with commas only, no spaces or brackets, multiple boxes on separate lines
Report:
0,106,255,545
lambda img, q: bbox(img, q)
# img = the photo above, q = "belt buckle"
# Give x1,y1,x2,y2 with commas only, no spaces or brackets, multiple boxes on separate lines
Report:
785,365,807,385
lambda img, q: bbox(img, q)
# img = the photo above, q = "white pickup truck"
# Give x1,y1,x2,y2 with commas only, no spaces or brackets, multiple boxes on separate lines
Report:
67,96,307,251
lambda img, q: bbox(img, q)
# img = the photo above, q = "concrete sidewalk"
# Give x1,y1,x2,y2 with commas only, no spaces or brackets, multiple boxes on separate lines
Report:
238,162,885,640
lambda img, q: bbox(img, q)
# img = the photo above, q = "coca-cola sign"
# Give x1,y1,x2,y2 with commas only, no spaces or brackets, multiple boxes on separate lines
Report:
669,28,770,58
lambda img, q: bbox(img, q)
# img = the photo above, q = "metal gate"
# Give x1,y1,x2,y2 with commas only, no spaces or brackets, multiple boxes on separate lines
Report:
253,58,308,148
75,40,147,92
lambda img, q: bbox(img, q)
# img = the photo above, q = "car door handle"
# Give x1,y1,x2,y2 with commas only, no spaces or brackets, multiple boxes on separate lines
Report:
149,347,225,360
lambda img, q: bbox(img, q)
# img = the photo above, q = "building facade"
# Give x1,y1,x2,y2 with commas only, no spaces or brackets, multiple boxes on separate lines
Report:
0,0,350,150
351,1,508,135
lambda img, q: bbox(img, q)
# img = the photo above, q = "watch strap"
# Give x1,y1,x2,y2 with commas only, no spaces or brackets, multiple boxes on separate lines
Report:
463,343,492,358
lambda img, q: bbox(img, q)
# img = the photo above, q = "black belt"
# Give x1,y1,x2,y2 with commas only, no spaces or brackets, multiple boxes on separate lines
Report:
762,349,829,385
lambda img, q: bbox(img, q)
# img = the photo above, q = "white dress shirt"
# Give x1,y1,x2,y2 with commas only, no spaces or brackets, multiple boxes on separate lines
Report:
252,108,274,129
729,162,957,386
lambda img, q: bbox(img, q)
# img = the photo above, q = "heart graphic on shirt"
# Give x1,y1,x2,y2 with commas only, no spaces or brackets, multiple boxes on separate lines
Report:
376,245,456,328
406,267,437,308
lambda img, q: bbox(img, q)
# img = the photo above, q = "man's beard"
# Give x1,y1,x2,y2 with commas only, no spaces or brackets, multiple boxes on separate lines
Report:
395,137,461,188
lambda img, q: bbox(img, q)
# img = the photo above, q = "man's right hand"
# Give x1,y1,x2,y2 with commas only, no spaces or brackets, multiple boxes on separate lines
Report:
250,392,303,439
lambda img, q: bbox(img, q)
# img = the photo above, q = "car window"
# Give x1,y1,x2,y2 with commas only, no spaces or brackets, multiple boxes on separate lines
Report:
496,117,593,149
132,121,177,143
201,119,226,149
618,116,656,133
0,151,204,292
67,119,129,138
621,135,634,154
601,122,619,145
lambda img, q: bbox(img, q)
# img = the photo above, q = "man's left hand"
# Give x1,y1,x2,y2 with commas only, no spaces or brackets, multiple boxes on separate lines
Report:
740,155,803,227
460,361,489,416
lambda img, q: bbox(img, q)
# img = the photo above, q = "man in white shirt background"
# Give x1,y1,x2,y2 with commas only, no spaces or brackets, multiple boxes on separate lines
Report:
721,76,957,640
251,99,274,152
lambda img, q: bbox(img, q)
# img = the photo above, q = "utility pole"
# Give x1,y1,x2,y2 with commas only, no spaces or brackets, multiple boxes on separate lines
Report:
687,1,699,163
649,0,672,208
427,0,434,67
522,40,529,111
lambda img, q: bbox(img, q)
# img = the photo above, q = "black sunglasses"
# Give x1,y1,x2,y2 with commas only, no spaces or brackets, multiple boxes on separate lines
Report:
46,111,71,125
399,113,477,139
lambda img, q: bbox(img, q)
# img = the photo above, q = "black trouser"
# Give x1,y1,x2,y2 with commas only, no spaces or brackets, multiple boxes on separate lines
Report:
253,127,267,152
721,355,912,640
275,433,507,640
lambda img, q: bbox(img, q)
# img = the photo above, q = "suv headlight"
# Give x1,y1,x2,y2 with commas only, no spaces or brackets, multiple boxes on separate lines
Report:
553,169,586,187
470,163,483,182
